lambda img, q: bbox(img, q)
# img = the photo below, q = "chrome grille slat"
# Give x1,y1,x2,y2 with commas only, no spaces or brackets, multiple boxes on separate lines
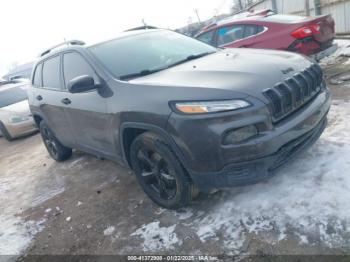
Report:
263,64,323,123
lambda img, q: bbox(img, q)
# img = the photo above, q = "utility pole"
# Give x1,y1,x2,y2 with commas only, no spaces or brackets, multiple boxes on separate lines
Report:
314,0,321,15
271,0,278,13
194,9,201,24
305,0,310,16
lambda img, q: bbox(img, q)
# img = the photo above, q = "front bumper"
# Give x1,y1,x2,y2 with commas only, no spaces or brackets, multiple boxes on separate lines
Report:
190,115,327,190
167,88,331,191
4,118,38,138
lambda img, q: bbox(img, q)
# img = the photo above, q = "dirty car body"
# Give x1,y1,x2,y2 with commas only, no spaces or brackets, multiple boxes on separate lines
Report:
29,29,331,207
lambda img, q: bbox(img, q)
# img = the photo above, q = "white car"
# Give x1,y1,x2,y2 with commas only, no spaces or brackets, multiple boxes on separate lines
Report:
0,81,37,141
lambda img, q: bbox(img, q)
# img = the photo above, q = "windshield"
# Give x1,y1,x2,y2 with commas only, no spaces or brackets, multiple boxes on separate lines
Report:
88,30,217,79
0,86,28,108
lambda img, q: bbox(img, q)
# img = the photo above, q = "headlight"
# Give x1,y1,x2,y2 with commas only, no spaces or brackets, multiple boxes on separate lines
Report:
174,100,250,114
9,115,30,123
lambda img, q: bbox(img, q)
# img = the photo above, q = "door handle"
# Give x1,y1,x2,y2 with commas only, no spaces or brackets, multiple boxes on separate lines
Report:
61,98,71,105
36,95,43,101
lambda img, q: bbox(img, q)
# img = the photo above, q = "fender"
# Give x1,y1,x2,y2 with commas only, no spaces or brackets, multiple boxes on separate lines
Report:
119,122,190,171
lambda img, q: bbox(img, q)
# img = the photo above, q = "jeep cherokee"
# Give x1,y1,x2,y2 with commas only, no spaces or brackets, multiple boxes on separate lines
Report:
29,29,331,209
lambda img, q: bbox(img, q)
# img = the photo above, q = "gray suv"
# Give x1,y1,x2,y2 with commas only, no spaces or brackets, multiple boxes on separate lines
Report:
29,29,331,209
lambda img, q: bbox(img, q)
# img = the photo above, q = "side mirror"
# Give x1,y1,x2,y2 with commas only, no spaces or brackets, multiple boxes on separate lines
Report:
68,75,96,93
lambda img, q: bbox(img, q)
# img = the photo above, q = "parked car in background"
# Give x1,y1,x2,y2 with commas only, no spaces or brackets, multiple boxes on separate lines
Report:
0,81,37,141
29,30,330,209
195,10,336,60
0,78,10,86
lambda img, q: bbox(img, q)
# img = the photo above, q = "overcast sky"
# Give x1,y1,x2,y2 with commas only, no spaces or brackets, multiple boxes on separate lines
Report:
0,0,232,76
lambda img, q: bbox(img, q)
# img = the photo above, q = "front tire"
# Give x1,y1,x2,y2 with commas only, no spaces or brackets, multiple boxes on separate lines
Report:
39,121,72,162
130,132,194,209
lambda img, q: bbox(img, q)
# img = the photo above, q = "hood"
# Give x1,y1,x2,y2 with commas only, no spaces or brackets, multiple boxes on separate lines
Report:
129,49,313,103
0,100,31,117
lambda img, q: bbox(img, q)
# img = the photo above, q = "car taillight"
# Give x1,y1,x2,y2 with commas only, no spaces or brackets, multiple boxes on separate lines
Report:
291,24,320,39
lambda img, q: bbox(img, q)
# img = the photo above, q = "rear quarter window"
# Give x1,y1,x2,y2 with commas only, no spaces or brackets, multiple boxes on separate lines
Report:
244,25,258,38
42,56,61,90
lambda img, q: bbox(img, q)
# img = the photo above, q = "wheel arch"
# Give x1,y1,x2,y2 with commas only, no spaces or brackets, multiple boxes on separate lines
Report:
120,123,189,172
33,114,44,127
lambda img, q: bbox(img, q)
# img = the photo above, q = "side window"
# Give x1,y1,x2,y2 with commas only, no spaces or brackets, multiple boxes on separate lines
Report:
42,56,61,90
257,26,266,34
196,30,215,46
33,63,43,88
217,25,244,46
244,25,258,38
63,52,96,88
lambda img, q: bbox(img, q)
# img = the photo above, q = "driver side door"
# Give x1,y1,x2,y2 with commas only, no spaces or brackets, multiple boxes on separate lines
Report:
61,51,113,156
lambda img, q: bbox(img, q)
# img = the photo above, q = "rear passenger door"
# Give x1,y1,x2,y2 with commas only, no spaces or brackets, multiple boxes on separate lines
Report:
32,56,75,147
215,24,265,48
216,24,245,47
61,52,113,155
238,25,266,48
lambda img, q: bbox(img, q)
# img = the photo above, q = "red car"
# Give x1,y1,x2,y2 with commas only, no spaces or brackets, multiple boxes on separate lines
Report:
195,10,336,60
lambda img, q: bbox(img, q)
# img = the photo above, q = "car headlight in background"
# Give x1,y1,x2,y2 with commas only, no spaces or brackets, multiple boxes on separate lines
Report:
174,100,250,114
9,115,30,123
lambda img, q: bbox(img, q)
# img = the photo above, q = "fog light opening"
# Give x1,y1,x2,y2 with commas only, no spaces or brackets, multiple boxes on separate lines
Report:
223,125,258,145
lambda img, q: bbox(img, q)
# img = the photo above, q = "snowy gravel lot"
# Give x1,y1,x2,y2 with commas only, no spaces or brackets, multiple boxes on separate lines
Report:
0,41,350,259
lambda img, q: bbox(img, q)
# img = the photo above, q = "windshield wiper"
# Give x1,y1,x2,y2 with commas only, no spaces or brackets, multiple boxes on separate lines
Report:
119,51,216,80
166,51,216,69
119,68,165,81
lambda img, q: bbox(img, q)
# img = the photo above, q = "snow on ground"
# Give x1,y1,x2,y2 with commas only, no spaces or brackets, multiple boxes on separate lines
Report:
132,100,350,254
131,221,181,252
320,39,350,66
0,144,65,255
103,226,116,236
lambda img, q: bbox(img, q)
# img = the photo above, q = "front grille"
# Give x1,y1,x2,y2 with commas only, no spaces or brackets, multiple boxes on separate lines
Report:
263,64,323,122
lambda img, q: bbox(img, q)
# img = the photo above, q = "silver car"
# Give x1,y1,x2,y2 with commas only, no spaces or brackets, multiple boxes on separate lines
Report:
0,81,37,141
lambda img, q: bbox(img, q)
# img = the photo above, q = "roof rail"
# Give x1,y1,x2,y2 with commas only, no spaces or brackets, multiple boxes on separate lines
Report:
40,40,85,57
124,26,158,32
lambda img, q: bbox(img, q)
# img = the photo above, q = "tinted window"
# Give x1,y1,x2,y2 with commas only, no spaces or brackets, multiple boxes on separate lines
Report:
0,86,28,108
244,25,257,38
33,63,43,87
63,52,96,87
89,30,217,79
196,30,215,45
257,26,266,34
217,25,244,46
42,56,61,90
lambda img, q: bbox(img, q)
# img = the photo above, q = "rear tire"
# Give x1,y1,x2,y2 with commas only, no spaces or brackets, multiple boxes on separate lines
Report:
39,121,72,162
0,122,14,141
130,132,194,209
